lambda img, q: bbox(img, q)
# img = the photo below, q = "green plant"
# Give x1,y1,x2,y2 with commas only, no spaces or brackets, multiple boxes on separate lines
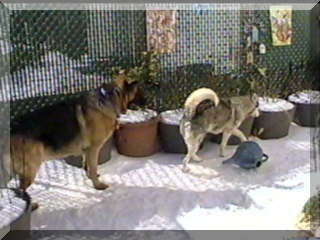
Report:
279,60,317,99
135,51,161,111
161,73,187,111
301,191,320,231
250,59,319,101
111,50,160,83
247,65,291,101
135,51,161,86
209,71,255,98
208,73,232,98
111,50,161,112
161,65,259,111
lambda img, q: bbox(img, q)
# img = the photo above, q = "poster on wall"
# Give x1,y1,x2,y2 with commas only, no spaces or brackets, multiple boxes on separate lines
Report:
146,10,177,54
270,5,293,46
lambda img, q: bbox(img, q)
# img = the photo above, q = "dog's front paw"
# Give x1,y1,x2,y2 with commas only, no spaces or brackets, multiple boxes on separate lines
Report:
219,152,226,158
93,181,109,190
193,155,203,162
182,165,191,173
31,202,39,211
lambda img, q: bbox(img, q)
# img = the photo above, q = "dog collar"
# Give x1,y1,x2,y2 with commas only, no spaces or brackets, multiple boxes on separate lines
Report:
100,87,112,97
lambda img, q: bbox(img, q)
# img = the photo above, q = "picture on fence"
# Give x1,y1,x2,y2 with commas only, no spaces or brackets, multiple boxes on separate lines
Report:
146,10,177,53
270,5,293,46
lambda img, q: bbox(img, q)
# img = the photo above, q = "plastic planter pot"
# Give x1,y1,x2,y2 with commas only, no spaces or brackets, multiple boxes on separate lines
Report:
253,98,295,139
288,90,320,127
115,110,159,157
65,138,113,168
291,103,320,127
159,109,205,153
159,109,187,153
0,188,31,234
210,117,254,145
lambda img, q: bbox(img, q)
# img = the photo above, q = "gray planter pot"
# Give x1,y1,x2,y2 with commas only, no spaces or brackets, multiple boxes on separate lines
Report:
290,102,320,127
159,122,188,154
253,107,295,139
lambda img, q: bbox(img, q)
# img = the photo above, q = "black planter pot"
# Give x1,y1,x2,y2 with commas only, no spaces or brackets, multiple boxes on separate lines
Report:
64,138,113,168
290,102,320,127
159,122,188,154
0,188,31,235
253,107,295,139
209,117,255,145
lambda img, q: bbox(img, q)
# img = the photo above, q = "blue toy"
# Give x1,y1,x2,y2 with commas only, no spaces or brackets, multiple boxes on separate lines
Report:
223,141,268,169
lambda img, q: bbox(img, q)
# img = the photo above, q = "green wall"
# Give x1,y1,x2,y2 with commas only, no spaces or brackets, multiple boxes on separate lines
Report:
256,10,311,70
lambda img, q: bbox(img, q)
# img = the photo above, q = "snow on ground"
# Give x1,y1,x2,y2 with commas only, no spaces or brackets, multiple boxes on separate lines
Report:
259,97,295,112
0,189,27,229
25,124,316,230
288,90,320,104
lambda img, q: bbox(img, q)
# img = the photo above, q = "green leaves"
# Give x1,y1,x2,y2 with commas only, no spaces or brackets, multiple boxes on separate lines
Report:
302,192,320,223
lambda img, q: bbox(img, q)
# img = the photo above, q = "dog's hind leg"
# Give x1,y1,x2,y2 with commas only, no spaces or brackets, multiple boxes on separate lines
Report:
85,146,109,190
220,131,232,157
231,128,247,143
11,136,43,210
19,171,40,211
182,132,205,172
21,161,42,211
83,153,100,178
191,133,206,162
181,121,192,172
182,134,195,172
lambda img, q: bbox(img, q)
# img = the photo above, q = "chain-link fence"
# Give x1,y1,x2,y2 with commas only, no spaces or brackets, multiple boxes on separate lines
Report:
0,6,316,115
1,4,318,176
0,4,319,233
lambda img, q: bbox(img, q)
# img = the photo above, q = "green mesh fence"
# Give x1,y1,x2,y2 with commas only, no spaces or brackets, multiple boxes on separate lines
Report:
0,7,316,120
0,5,319,223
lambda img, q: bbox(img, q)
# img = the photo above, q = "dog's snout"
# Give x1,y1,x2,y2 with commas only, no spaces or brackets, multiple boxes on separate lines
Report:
131,88,146,107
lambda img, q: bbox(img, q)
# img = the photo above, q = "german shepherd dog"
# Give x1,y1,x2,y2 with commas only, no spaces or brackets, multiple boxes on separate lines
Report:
180,88,260,172
4,72,145,208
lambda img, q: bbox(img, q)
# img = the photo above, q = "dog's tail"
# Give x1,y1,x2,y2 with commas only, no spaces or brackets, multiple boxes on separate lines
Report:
184,88,219,120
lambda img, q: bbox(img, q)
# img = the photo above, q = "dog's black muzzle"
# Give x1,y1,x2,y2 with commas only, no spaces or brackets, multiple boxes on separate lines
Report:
130,88,147,109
